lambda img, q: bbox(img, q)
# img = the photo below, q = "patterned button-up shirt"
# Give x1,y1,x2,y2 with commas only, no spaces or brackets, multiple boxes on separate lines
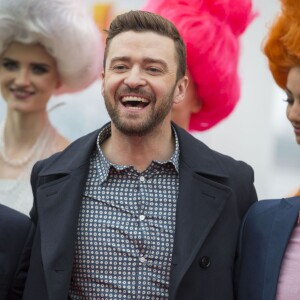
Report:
69,124,180,299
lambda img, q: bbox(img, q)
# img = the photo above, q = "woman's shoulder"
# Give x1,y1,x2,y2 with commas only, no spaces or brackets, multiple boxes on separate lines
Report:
242,198,282,226
249,198,282,211
242,197,300,227
0,204,31,230
45,128,70,155
53,133,70,152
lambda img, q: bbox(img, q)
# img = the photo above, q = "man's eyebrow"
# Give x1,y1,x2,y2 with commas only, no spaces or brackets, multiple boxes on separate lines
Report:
109,56,168,69
143,58,168,69
109,56,130,65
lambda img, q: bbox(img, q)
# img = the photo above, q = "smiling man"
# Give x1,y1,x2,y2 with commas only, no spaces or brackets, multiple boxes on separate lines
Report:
102,31,184,136
24,10,257,300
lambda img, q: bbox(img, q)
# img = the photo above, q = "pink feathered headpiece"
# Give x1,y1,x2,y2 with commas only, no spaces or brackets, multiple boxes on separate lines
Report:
143,0,256,131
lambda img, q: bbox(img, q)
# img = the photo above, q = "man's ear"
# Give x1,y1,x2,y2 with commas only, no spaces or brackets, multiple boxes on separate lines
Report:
173,75,189,104
101,71,105,95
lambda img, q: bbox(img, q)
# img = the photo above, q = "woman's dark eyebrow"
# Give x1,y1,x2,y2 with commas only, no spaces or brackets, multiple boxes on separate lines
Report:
284,87,292,95
1,57,51,69
31,62,51,68
1,57,17,62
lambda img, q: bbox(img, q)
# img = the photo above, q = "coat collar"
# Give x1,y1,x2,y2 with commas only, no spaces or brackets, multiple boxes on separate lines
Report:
173,123,228,178
39,123,229,179
170,124,233,298
36,129,100,300
263,197,300,300
38,129,100,176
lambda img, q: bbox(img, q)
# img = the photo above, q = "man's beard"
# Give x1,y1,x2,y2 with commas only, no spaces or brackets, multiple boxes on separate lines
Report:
103,86,176,136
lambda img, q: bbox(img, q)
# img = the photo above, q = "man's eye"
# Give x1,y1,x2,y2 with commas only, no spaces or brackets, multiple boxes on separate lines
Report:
147,67,162,74
112,65,127,71
147,67,162,75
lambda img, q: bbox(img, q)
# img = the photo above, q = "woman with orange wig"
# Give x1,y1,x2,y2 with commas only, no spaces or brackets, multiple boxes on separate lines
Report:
237,1,300,298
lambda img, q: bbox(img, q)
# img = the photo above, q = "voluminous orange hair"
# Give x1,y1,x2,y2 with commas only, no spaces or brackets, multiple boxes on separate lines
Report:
264,0,300,89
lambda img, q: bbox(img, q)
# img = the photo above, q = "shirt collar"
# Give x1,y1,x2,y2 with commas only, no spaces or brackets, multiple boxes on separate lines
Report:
94,123,180,183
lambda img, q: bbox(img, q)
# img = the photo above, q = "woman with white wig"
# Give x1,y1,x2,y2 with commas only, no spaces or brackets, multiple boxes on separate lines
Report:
0,0,103,215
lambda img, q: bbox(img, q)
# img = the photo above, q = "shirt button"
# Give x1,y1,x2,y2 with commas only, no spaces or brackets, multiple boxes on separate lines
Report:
139,256,146,263
139,215,145,221
140,176,145,182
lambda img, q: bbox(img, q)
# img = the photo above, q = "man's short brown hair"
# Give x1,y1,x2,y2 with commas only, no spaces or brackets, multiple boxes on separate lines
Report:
103,10,186,80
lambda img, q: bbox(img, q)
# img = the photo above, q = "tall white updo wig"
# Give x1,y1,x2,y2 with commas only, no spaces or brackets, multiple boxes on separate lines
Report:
0,0,103,94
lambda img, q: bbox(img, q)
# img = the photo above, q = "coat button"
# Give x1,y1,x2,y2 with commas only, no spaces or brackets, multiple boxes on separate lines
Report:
199,256,211,269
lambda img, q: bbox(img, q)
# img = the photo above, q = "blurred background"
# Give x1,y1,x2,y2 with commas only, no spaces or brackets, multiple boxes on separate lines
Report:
0,0,298,199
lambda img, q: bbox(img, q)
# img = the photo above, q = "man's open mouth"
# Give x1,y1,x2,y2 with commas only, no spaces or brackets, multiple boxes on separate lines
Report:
121,96,150,109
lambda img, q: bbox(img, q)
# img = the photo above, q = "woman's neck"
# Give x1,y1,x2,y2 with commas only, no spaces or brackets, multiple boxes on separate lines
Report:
0,111,51,165
4,110,49,147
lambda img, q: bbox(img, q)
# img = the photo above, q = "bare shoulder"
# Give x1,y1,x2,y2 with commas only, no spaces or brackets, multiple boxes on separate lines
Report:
54,133,70,152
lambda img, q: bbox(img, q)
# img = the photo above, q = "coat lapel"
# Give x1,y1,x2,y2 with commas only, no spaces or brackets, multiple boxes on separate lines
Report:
263,197,300,300
35,129,100,300
170,125,233,297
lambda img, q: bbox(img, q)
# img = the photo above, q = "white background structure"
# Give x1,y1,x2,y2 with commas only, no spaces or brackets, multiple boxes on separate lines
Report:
0,0,298,199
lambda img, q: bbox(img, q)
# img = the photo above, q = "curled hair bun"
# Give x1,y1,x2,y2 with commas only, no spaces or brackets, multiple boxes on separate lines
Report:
143,0,255,131
281,0,300,18
263,0,300,89
0,0,103,94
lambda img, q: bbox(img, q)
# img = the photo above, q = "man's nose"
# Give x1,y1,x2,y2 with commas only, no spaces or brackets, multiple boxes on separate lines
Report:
123,67,146,88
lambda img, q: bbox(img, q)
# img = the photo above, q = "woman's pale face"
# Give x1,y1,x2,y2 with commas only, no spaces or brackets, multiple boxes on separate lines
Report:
0,42,60,114
286,66,300,144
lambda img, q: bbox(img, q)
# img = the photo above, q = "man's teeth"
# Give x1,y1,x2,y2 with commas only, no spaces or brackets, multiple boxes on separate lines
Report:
122,96,148,103
121,96,150,109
